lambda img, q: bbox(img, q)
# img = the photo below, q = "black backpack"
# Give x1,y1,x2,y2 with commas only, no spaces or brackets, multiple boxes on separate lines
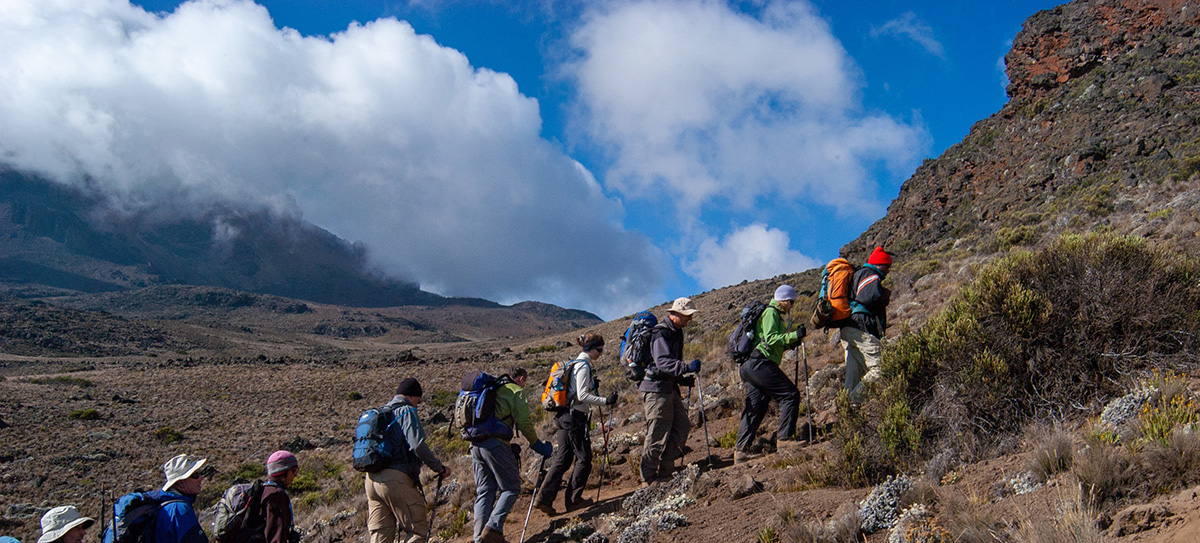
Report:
726,301,768,364
620,311,658,382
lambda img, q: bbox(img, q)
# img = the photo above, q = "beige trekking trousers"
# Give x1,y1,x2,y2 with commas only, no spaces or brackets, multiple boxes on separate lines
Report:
841,325,881,400
365,469,428,543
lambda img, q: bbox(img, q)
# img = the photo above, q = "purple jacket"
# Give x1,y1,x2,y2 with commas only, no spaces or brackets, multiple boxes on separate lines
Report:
638,317,690,394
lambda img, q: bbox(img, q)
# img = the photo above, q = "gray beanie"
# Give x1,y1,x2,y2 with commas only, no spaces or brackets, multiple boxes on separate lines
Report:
774,284,799,301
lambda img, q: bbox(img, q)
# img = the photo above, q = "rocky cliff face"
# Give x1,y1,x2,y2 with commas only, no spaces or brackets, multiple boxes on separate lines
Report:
845,0,1200,268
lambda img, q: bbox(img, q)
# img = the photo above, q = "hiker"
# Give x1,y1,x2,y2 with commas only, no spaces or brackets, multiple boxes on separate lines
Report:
639,297,702,484
534,333,617,515
365,378,451,543
734,285,806,463
155,454,210,543
37,506,93,543
261,451,301,543
836,246,892,400
471,367,552,543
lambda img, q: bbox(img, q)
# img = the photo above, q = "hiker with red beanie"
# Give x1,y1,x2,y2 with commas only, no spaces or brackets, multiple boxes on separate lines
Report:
261,451,300,543
836,246,893,401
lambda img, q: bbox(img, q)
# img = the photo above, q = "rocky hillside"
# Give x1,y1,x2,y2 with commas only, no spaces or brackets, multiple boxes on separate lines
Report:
845,0,1200,285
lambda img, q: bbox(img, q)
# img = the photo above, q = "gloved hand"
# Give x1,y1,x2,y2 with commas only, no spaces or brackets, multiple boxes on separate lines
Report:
686,359,701,374
532,440,553,458
606,392,618,406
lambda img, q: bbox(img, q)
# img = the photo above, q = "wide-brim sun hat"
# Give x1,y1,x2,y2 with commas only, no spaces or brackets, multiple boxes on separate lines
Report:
161,454,207,491
38,506,94,543
668,297,699,316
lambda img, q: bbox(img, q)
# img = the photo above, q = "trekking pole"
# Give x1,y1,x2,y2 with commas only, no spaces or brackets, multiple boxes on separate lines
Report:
425,474,444,543
595,406,613,502
694,373,713,468
521,456,549,543
801,341,815,443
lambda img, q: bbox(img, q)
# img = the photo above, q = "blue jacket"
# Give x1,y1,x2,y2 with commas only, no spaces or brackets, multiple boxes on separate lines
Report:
152,493,207,543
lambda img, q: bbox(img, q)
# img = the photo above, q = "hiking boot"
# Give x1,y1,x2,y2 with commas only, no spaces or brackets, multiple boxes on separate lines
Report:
480,526,507,543
534,501,556,516
734,450,761,464
566,498,594,512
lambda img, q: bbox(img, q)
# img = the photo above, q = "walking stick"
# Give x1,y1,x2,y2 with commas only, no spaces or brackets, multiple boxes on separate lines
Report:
425,474,444,543
595,406,613,502
801,341,815,443
521,456,549,543
694,373,713,468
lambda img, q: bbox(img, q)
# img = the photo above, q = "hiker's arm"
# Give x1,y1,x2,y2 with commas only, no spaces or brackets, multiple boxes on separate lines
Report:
509,387,540,444
572,363,607,406
263,491,293,543
855,273,886,310
759,307,798,350
398,407,446,474
650,332,687,377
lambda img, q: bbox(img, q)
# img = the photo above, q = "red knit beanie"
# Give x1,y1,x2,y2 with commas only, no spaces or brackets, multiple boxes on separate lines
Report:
867,246,892,266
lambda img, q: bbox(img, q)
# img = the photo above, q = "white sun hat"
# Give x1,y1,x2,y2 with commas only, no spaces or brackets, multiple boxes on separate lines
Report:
161,454,207,491
38,505,94,543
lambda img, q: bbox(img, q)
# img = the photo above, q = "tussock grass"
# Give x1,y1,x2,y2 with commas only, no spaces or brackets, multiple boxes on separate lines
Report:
1027,426,1076,483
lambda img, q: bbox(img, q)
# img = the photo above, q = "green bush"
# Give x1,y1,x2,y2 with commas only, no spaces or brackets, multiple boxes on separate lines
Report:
346,391,363,401
524,345,556,355
230,462,267,481
69,409,100,421
845,233,1200,480
154,426,185,444
27,376,94,388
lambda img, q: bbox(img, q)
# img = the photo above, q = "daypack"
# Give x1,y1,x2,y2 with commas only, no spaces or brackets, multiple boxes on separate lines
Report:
620,311,658,382
102,491,184,543
726,301,768,364
541,358,584,411
454,371,515,442
352,405,400,472
810,258,856,329
211,481,266,543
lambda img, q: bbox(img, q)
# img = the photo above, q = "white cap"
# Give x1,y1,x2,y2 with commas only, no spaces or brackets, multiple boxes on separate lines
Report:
161,454,207,491
668,297,699,316
38,506,94,543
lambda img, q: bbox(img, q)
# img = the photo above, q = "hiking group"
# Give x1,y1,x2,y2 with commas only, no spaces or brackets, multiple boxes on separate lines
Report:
18,247,892,543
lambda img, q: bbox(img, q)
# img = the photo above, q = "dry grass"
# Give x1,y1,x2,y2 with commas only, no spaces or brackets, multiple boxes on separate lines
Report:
784,502,862,543
940,488,1010,543
1070,442,1134,512
1012,480,1104,543
1027,426,1076,483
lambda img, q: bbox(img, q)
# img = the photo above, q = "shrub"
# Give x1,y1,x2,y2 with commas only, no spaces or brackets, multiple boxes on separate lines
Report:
154,426,185,444
1028,427,1075,483
716,429,737,449
755,526,779,543
289,472,320,493
866,234,1200,474
436,509,470,539
1136,430,1200,497
346,391,363,401
426,389,455,409
1071,442,1134,511
69,409,100,421
230,462,267,481
27,376,94,388
524,345,556,355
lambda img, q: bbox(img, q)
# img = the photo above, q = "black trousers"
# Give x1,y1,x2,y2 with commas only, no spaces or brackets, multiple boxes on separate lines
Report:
735,355,800,451
536,409,591,507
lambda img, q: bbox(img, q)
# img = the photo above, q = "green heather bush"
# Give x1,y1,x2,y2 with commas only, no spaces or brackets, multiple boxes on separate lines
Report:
154,426,185,444
69,408,100,421
27,376,94,388
839,233,1200,482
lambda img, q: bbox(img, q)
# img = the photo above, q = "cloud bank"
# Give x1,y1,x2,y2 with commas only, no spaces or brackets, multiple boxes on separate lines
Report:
686,224,819,290
0,0,666,317
566,0,926,286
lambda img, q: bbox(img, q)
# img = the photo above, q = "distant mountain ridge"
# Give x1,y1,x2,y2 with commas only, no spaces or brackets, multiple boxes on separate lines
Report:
0,167,601,320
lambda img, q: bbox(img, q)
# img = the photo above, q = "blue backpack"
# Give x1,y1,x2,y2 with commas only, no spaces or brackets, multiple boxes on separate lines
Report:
352,405,400,472
453,371,514,442
102,491,183,543
620,311,659,382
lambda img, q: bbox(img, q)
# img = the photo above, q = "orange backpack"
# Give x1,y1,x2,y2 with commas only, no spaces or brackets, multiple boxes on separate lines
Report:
810,258,855,328
541,358,582,412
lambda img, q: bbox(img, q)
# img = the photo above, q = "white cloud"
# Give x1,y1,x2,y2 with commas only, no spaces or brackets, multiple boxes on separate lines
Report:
0,0,666,317
871,12,945,58
685,223,819,290
565,0,926,219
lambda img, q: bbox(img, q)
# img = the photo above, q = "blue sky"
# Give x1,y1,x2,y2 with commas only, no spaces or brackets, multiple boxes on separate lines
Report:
0,0,1061,318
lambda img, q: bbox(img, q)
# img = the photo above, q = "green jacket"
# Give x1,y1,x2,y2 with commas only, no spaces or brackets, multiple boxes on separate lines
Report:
494,382,538,445
753,300,800,364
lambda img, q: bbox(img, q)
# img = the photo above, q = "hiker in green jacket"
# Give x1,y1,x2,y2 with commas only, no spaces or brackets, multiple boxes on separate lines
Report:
472,367,552,543
734,285,805,463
